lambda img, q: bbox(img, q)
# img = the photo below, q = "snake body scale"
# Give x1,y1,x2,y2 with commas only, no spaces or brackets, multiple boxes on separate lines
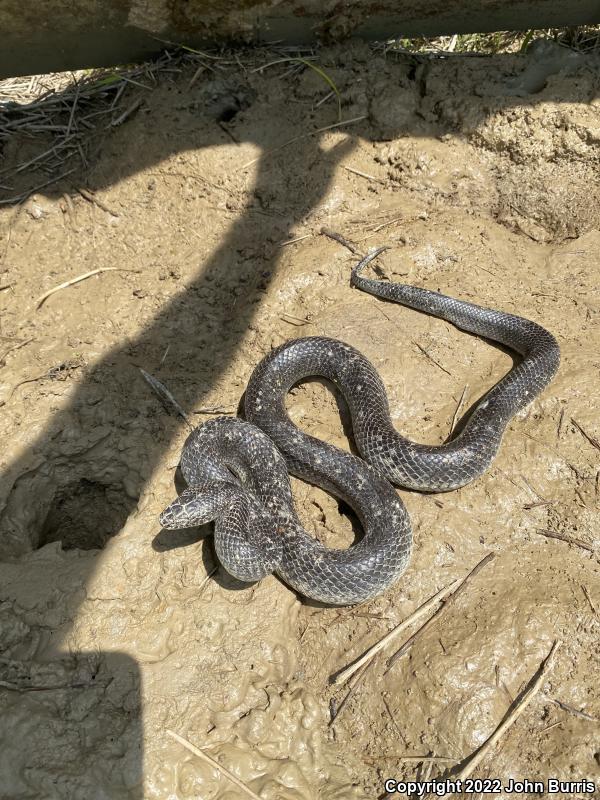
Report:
160,249,560,605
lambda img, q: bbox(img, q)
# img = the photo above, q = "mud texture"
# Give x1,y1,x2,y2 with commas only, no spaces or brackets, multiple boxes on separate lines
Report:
0,44,599,799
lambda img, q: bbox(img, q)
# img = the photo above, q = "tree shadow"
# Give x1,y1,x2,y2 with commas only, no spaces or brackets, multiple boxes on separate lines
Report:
0,45,597,795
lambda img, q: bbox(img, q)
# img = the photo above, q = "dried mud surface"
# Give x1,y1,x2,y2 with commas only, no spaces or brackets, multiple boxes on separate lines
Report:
0,45,599,799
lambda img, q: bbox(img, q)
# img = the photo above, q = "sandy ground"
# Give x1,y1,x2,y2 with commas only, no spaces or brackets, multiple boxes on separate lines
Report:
0,43,599,800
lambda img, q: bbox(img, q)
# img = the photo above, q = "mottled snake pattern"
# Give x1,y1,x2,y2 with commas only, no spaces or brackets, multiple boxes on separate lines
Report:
160,249,560,604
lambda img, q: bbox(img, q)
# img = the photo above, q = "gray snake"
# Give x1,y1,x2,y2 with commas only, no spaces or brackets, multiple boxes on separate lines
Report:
160,249,560,605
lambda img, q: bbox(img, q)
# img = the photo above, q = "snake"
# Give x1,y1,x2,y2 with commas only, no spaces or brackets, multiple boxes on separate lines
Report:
159,248,560,605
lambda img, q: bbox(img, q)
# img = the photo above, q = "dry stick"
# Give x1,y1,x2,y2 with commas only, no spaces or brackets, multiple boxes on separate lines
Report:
159,344,171,367
35,267,137,308
111,96,143,126
0,337,33,366
366,214,404,234
78,188,119,217
320,226,362,255
65,84,80,139
571,417,600,452
329,658,374,726
280,233,311,247
450,384,469,435
7,362,81,401
366,755,456,763
534,528,594,553
343,165,386,185
581,584,598,617
238,115,367,171
332,579,461,686
521,475,547,503
540,720,563,734
386,552,496,670
166,729,263,800
446,641,561,786
197,566,218,598
140,369,191,429
557,407,565,438
315,89,334,108
0,167,77,206
381,694,403,737
550,697,598,722
281,313,309,326
413,341,452,377
523,499,551,511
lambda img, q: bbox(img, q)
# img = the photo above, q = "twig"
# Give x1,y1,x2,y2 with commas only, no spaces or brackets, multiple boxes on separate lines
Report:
315,89,334,108
159,345,170,366
166,729,263,800
343,165,386,185
557,407,565,438
447,641,561,785
320,227,362,255
550,698,597,722
381,694,403,736
581,584,598,617
281,313,310,326
0,167,77,206
188,63,207,89
521,475,547,502
540,720,563,734
65,84,80,138
238,115,367,171
140,368,191,429
450,385,468,435
365,754,456,763
0,337,33,366
35,267,137,308
329,659,374,726
7,359,82,400
413,341,452,377
197,566,218,597
523,500,551,510
571,417,600,452
386,552,496,670
0,136,77,179
111,96,143,126
78,188,119,217
332,579,461,685
534,528,593,553
280,233,311,247
359,214,404,234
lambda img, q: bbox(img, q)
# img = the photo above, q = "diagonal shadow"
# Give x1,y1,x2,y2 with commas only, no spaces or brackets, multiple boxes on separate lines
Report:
0,60,360,797
0,46,598,795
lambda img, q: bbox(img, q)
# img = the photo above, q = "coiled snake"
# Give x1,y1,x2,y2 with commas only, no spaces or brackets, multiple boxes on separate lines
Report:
160,249,560,605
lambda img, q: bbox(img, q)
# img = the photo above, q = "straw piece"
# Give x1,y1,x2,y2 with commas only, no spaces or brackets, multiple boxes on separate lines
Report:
35,267,136,308
332,579,461,685
449,641,561,784
166,729,262,800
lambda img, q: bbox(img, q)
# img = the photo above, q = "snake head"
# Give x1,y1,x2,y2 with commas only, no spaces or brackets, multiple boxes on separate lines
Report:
160,485,234,529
